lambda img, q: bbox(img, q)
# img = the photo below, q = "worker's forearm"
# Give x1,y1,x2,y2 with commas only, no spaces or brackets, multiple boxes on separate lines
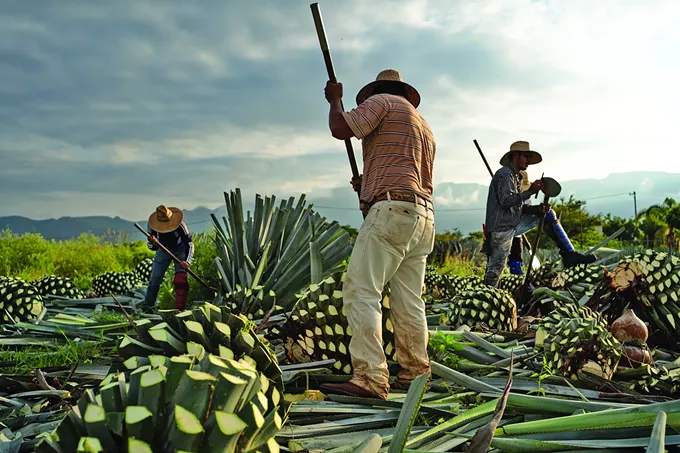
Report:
328,98,344,129
328,98,354,140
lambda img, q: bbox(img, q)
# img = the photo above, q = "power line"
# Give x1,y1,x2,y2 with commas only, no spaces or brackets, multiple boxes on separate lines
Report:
312,192,634,212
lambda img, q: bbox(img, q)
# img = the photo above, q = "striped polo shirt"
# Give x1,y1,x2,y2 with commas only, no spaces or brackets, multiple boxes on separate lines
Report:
342,93,436,206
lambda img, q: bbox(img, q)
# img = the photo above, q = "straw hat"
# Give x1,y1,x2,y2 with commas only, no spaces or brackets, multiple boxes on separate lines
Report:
356,69,421,108
500,141,543,166
148,205,184,233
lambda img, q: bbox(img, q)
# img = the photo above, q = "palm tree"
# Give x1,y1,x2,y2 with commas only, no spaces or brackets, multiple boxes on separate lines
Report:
636,197,680,252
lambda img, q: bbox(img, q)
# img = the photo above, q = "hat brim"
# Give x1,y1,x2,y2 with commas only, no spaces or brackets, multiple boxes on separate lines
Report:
148,207,184,233
500,150,542,167
356,80,421,108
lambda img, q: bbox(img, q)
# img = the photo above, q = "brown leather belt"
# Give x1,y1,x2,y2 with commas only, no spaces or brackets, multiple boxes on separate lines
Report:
366,191,434,210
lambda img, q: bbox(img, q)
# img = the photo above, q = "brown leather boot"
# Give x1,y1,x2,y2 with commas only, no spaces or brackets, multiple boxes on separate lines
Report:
319,382,386,400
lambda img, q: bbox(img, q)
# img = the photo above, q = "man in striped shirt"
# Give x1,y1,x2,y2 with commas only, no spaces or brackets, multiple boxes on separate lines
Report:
319,69,436,400
483,142,596,287
142,205,194,312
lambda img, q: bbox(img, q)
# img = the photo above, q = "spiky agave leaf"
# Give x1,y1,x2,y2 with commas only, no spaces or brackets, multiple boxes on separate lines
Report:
35,350,285,453
0,279,44,324
211,188,352,314
118,303,281,382
442,287,517,332
542,316,621,380
34,275,84,300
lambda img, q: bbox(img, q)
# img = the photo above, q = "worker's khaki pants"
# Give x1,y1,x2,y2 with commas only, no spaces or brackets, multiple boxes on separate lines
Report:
343,199,435,398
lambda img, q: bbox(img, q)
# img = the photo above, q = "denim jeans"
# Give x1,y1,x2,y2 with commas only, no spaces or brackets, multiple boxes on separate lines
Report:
143,246,187,307
484,215,539,287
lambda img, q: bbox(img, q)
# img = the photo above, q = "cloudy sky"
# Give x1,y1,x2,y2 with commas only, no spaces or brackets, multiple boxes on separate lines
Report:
1,0,679,224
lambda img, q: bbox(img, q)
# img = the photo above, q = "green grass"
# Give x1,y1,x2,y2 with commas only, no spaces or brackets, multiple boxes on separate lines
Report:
90,308,130,324
0,338,112,375
0,229,153,288
0,228,221,304
434,254,486,278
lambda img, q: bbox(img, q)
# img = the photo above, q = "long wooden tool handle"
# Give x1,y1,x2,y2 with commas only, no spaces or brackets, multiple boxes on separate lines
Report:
310,2,360,181
134,223,216,292
474,139,494,178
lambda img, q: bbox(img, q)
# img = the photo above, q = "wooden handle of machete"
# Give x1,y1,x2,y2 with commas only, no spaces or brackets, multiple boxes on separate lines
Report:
133,223,216,292
310,3,361,183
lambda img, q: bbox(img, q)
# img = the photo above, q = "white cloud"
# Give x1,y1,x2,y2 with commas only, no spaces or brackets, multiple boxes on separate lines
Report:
435,186,482,206
2,0,680,222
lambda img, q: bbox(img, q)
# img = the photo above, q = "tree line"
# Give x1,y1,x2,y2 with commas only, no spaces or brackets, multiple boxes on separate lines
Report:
430,195,680,252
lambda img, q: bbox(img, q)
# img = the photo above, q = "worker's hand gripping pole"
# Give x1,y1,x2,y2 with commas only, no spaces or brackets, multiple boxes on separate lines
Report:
310,3,364,217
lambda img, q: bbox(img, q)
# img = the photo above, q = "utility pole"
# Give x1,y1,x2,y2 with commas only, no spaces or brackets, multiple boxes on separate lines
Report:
630,191,638,218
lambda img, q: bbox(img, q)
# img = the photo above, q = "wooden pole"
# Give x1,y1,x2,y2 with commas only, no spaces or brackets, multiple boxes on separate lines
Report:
310,3,363,206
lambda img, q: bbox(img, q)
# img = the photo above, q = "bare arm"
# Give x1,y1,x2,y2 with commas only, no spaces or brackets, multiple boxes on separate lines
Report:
329,98,354,140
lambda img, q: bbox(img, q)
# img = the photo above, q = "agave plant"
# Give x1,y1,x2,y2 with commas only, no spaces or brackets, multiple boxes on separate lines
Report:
117,303,281,382
211,189,352,315
35,348,285,453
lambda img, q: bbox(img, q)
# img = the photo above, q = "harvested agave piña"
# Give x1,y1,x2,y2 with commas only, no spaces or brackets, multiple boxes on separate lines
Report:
497,274,524,293
133,258,154,284
534,304,607,348
34,275,84,300
424,266,450,299
92,271,139,297
0,279,44,324
541,316,621,380
550,263,602,295
35,350,285,453
587,250,680,346
442,274,485,299
276,271,396,374
441,287,517,332
118,303,281,382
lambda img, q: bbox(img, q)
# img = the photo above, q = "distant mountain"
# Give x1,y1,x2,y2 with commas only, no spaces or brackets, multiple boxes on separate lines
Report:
2,171,680,240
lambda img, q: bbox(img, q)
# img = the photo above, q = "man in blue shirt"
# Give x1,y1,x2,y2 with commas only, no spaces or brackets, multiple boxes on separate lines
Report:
483,141,596,287
142,205,194,311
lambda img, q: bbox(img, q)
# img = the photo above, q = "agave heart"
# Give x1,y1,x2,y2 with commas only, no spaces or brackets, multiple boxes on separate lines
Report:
611,308,648,344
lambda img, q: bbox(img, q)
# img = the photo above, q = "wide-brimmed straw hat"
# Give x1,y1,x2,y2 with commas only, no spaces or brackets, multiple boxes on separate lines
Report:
148,205,183,233
356,69,420,108
499,141,543,166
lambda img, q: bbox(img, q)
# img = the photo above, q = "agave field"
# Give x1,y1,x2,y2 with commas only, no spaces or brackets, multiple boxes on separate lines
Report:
1,188,679,452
